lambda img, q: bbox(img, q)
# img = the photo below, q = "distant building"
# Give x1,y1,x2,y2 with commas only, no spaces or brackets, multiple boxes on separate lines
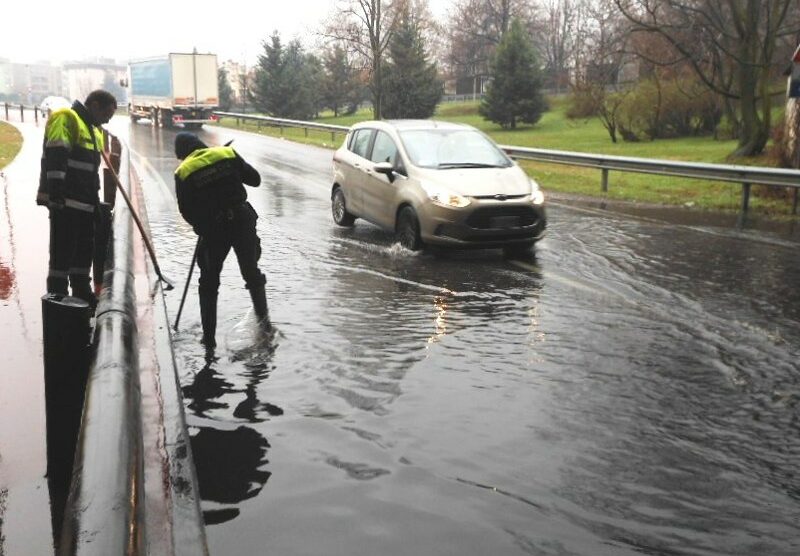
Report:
62,58,126,104
0,59,12,98
220,59,255,110
0,59,62,103
454,74,490,97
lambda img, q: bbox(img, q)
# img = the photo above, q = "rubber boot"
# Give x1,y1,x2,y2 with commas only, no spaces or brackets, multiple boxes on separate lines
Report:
199,291,218,353
70,277,98,310
248,283,271,331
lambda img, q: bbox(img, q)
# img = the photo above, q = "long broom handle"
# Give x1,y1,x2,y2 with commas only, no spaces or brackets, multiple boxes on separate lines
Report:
100,150,174,290
173,238,200,331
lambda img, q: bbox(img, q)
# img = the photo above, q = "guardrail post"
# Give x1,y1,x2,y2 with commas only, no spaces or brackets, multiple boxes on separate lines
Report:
601,168,609,193
41,294,92,548
34,106,39,124
19,104,24,122
741,182,751,215
4,102,8,120
331,131,335,143
792,188,798,215
304,127,308,138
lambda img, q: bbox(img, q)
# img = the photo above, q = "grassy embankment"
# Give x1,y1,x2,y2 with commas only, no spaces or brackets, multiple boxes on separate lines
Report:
214,98,795,215
0,121,22,170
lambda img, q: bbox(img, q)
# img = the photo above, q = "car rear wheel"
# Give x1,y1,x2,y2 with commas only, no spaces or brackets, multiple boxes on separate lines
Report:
396,207,422,251
332,188,355,226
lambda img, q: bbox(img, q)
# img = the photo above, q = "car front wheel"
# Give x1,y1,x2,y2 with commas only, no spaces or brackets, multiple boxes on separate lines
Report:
332,188,355,226
396,206,422,251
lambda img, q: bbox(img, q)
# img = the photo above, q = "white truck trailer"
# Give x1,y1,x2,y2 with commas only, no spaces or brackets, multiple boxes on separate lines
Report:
127,52,219,129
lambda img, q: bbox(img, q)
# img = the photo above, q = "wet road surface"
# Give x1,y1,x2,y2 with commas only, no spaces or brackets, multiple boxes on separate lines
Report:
0,118,54,556
121,120,800,556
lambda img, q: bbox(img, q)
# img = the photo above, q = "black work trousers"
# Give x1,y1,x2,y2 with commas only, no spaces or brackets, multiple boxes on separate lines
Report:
47,207,95,296
197,202,265,298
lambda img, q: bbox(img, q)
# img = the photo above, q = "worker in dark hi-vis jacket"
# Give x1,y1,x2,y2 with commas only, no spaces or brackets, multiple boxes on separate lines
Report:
37,89,117,307
173,132,270,354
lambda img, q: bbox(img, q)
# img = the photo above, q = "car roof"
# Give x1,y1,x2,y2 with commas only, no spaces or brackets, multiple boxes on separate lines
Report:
351,119,475,132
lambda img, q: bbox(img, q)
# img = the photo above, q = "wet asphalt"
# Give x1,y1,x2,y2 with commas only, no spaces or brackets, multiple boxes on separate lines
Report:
2,112,796,555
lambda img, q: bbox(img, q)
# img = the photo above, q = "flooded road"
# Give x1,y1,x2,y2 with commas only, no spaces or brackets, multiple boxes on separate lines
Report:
121,121,800,556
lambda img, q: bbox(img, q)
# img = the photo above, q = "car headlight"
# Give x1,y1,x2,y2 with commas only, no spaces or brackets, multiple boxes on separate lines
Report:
530,179,545,205
423,185,471,208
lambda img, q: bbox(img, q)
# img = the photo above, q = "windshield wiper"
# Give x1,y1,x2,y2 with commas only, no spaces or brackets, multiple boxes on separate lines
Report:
437,162,504,169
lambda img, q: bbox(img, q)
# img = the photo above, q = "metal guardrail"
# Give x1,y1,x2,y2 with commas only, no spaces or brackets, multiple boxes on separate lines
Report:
56,136,207,555
9,103,796,215
500,145,800,215
214,111,348,142
206,111,800,216
60,142,144,555
3,102,42,124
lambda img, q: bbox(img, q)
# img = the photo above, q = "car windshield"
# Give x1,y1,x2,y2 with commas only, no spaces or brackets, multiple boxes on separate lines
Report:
398,128,512,169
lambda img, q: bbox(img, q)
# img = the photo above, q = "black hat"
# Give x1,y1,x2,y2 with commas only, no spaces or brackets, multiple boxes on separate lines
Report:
175,132,207,159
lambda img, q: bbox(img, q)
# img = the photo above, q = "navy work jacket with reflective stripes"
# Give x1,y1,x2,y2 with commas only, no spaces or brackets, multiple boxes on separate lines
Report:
37,101,104,212
174,146,261,235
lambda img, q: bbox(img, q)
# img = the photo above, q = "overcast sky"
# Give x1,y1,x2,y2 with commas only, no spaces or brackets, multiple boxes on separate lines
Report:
1,0,451,66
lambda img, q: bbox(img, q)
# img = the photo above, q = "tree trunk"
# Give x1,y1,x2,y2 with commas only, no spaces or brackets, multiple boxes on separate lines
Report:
732,60,769,157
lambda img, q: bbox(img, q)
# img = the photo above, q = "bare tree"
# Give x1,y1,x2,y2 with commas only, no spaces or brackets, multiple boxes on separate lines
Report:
534,0,587,91
323,0,396,118
446,0,536,90
614,0,800,157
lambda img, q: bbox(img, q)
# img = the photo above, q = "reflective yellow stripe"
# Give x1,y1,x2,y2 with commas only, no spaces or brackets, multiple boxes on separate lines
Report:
44,108,103,153
175,146,236,180
45,139,70,149
64,199,95,212
68,159,95,171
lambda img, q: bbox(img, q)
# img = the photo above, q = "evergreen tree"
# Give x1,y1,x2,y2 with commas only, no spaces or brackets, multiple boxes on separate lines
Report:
278,42,319,120
218,67,234,111
252,32,322,119
479,19,547,130
321,45,364,117
252,32,286,116
382,9,442,119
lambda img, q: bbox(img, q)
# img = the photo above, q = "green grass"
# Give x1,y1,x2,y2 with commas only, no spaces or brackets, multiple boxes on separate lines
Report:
0,121,22,170
214,100,797,216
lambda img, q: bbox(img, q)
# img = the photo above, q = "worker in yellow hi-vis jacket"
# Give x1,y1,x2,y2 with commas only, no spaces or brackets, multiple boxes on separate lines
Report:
37,90,117,307
174,132,270,355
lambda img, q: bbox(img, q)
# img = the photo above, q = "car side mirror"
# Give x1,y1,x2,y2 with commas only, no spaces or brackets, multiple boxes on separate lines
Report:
374,161,395,182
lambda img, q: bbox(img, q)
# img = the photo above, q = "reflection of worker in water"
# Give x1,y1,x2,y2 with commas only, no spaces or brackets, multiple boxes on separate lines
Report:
191,425,271,524
183,357,281,524
173,132,270,355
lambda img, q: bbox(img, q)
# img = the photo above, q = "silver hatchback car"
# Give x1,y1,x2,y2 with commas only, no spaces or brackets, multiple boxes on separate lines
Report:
331,120,546,254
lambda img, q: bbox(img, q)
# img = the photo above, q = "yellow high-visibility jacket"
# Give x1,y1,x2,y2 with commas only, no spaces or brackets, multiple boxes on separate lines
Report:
174,146,260,235
37,101,104,212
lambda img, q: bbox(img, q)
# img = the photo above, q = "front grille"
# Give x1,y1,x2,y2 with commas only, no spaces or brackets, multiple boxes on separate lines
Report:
471,194,528,201
466,205,539,229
